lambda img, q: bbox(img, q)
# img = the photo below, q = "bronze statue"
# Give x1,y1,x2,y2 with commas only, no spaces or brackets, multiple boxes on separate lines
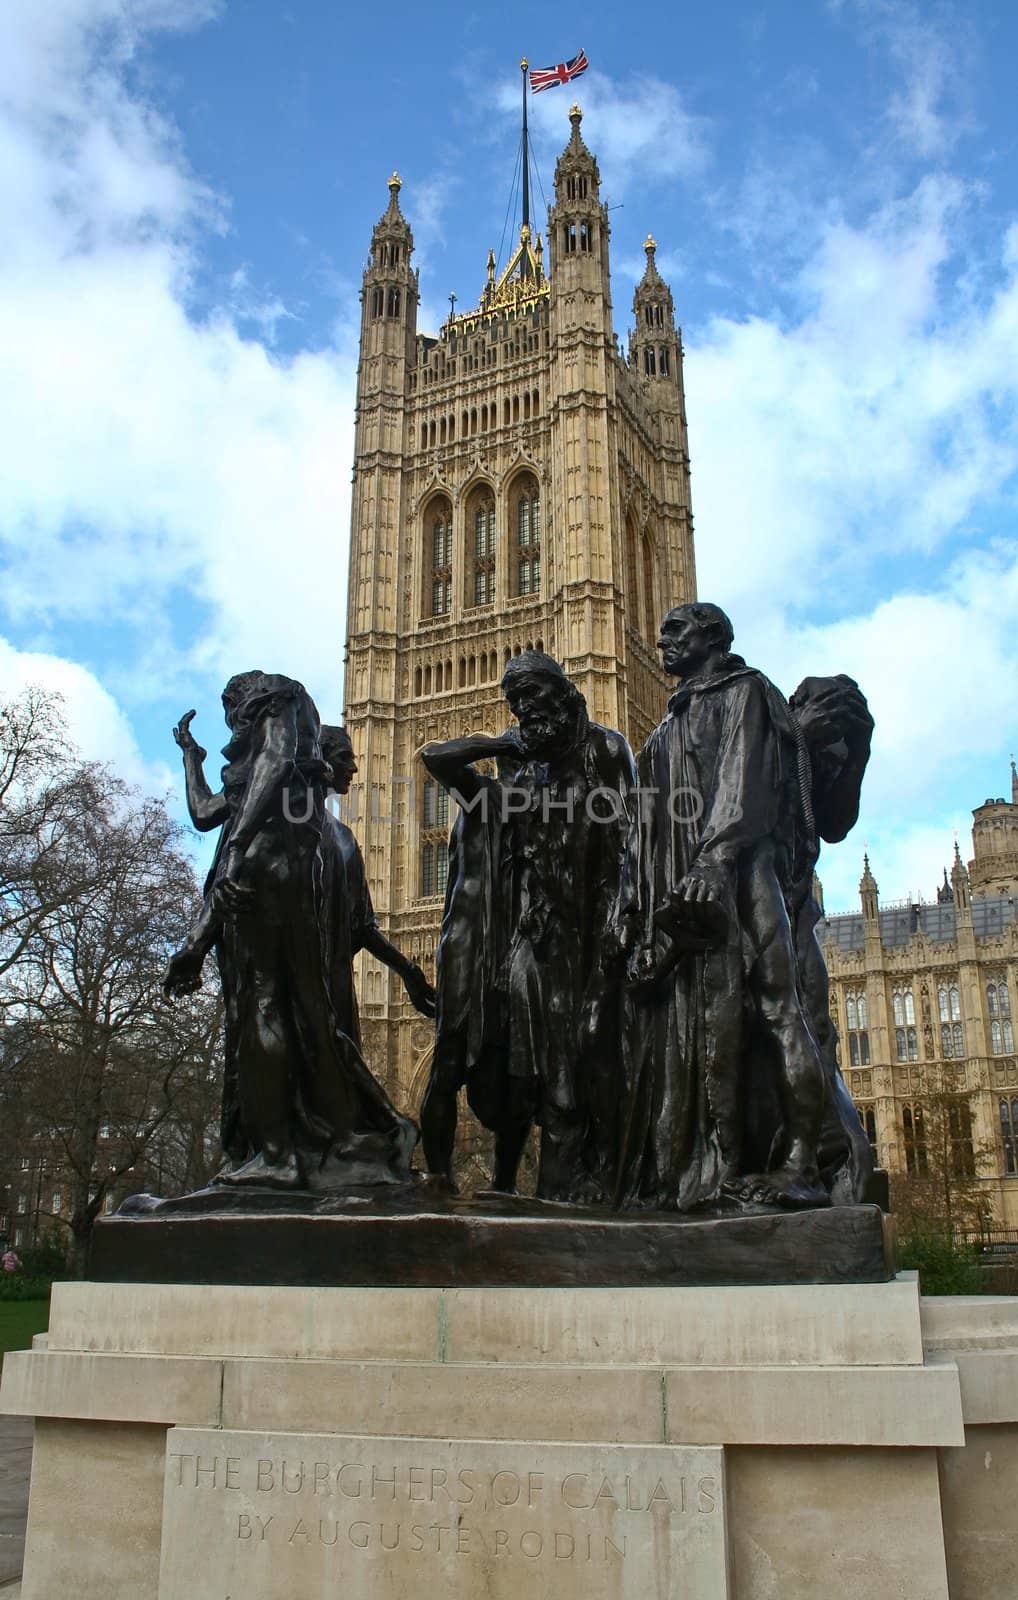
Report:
420,652,635,1200
319,724,436,1038
788,675,875,1204
615,604,861,1212
163,673,417,1191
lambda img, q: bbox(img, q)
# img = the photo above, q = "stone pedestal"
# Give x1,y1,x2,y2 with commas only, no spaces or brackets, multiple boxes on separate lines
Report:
3,1274,1015,1597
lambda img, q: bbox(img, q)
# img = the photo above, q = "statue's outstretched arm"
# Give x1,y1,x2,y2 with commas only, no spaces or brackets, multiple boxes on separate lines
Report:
420,733,518,804
173,710,229,832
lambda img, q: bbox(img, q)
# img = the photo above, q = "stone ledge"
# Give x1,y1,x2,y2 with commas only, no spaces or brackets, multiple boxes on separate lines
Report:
921,1294,1018,1351
221,1359,665,1442
4,1348,965,1447
928,1349,1018,1425
443,1278,924,1368
665,1363,965,1446
41,1275,925,1369
47,1282,443,1363
0,1351,222,1427
220,1358,963,1448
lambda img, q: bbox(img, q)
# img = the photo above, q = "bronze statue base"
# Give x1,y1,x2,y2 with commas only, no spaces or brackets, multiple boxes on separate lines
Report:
90,1193,893,1287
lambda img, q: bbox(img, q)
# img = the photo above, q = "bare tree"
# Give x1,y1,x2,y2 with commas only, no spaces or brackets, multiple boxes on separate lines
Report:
0,687,102,993
0,691,219,1269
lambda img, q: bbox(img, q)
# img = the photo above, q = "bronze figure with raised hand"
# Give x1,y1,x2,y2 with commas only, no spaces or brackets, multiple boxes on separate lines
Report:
164,673,417,1192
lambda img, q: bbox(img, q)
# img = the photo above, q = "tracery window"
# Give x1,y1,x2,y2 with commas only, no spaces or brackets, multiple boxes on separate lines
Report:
642,533,658,643
1001,1098,1018,1176
420,777,450,898
988,979,1014,1054
425,497,453,617
902,1103,928,1177
846,989,870,1067
938,982,964,1059
466,489,495,607
947,1097,976,1178
513,476,541,597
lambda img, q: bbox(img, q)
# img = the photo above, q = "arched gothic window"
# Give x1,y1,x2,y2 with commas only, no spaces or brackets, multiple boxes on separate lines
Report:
625,515,640,638
512,476,541,597
988,979,1014,1053
420,778,450,898
857,1104,878,1155
425,498,453,617
466,487,495,608
1000,1098,1018,1176
642,534,658,643
948,1098,976,1178
846,989,870,1067
938,982,964,1058
902,1103,928,1177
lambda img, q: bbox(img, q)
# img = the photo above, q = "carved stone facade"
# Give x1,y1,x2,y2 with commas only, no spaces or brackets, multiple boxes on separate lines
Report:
820,765,1018,1231
342,107,696,1110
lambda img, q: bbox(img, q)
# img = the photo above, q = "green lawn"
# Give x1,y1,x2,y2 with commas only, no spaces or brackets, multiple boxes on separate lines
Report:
0,1300,49,1370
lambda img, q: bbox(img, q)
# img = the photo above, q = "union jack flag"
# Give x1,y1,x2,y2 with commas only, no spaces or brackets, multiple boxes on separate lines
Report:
529,49,589,94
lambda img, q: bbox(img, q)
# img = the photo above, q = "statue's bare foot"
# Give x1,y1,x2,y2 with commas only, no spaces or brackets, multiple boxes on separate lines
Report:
215,1151,303,1190
722,1166,830,1210
420,1172,460,1197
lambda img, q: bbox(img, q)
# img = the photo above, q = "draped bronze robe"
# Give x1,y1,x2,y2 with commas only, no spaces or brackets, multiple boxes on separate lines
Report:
616,659,805,1210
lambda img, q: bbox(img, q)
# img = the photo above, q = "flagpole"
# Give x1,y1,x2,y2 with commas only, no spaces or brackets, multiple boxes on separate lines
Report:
520,57,531,275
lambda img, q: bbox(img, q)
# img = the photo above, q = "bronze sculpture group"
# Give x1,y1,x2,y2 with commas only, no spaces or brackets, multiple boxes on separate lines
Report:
164,602,874,1218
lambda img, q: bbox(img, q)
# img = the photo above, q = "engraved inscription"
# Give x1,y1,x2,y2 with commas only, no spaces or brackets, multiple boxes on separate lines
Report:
158,1431,730,1600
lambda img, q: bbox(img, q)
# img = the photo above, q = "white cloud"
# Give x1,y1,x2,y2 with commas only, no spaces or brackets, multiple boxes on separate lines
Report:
688,173,1018,621
495,69,710,197
836,0,975,160
0,0,357,720
683,23,1018,908
0,635,167,792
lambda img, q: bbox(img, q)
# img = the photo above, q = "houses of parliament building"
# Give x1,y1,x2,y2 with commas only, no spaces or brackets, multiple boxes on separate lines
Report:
820,776,1018,1231
341,105,695,1110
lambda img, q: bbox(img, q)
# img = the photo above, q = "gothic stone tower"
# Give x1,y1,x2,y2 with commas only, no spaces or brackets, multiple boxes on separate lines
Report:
343,107,697,1108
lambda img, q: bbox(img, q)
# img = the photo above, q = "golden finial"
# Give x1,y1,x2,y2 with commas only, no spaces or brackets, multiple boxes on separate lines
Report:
521,57,529,71
644,234,657,253
569,102,582,120
387,171,402,194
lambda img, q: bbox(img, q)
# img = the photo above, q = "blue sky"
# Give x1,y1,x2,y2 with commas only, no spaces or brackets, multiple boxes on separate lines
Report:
2,0,1018,911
